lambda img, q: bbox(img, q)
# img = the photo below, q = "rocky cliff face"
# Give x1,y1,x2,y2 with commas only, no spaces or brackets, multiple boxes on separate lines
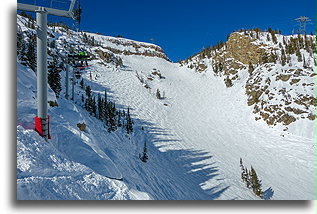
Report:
224,32,264,65
86,32,169,61
181,30,316,128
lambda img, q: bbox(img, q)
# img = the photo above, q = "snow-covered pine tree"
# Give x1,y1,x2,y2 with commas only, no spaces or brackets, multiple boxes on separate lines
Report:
250,166,263,198
97,93,104,120
107,101,117,132
281,48,286,66
270,30,277,44
19,41,28,66
225,76,233,88
92,96,97,117
84,97,88,110
26,39,36,71
117,110,122,127
48,57,62,97
17,31,23,56
103,99,109,128
156,89,161,99
80,78,84,89
50,39,56,49
125,107,133,134
85,85,91,98
139,141,148,163
247,168,252,188
296,48,302,62
241,167,248,184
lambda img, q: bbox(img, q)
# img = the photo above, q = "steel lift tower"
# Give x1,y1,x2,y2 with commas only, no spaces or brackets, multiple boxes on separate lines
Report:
295,16,311,34
17,0,78,140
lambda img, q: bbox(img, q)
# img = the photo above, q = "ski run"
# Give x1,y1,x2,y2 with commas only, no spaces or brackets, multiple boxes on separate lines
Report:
17,15,316,200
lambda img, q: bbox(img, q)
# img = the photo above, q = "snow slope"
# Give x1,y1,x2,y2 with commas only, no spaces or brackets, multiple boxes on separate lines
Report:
17,16,316,200
85,55,315,200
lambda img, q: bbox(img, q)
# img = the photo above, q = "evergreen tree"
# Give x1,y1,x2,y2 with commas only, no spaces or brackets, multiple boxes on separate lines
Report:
304,32,310,51
97,93,104,120
297,30,303,48
48,57,62,97
242,167,250,186
80,78,84,89
85,95,96,116
20,11,27,17
92,96,97,117
241,166,245,180
91,36,95,46
213,63,219,75
270,51,277,64
83,33,88,43
270,30,277,44
17,31,23,56
156,89,161,99
85,96,90,112
246,169,252,188
218,62,223,72
248,62,254,75
303,55,308,69
107,102,117,132
250,166,263,198
125,107,133,134
49,39,56,49
103,99,109,127
84,97,88,110
296,48,302,62
310,37,315,52
116,57,123,67
283,37,286,46
139,141,149,163
117,110,122,127
85,85,91,98
225,76,233,88
266,33,270,41
281,48,287,66
27,39,36,71
20,42,27,65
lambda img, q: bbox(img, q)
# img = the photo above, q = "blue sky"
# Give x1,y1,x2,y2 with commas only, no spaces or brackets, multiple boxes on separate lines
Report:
21,0,316,62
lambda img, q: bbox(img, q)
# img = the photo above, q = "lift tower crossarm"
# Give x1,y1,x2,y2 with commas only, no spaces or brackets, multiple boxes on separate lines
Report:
17,3,75,19
69,0,76,13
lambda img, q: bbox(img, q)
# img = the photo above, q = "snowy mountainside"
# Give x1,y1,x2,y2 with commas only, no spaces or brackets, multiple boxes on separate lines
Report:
180,30,316,138
17,15,315,200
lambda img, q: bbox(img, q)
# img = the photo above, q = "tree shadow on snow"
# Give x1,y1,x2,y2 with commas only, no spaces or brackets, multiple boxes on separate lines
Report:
263,187,274,200
118,119,230,200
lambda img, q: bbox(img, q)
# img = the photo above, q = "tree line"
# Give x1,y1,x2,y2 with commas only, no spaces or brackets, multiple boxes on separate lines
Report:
240,158,264,198
81,80,134,134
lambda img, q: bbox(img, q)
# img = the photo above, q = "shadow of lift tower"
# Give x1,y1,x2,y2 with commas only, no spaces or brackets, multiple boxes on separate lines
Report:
17,0,79,141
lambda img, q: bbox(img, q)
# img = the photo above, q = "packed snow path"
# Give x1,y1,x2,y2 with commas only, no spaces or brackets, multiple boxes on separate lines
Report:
83,56,315,200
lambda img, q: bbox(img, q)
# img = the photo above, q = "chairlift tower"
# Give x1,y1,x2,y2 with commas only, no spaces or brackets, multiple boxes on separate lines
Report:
17,0,78,140
295,16,311,34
